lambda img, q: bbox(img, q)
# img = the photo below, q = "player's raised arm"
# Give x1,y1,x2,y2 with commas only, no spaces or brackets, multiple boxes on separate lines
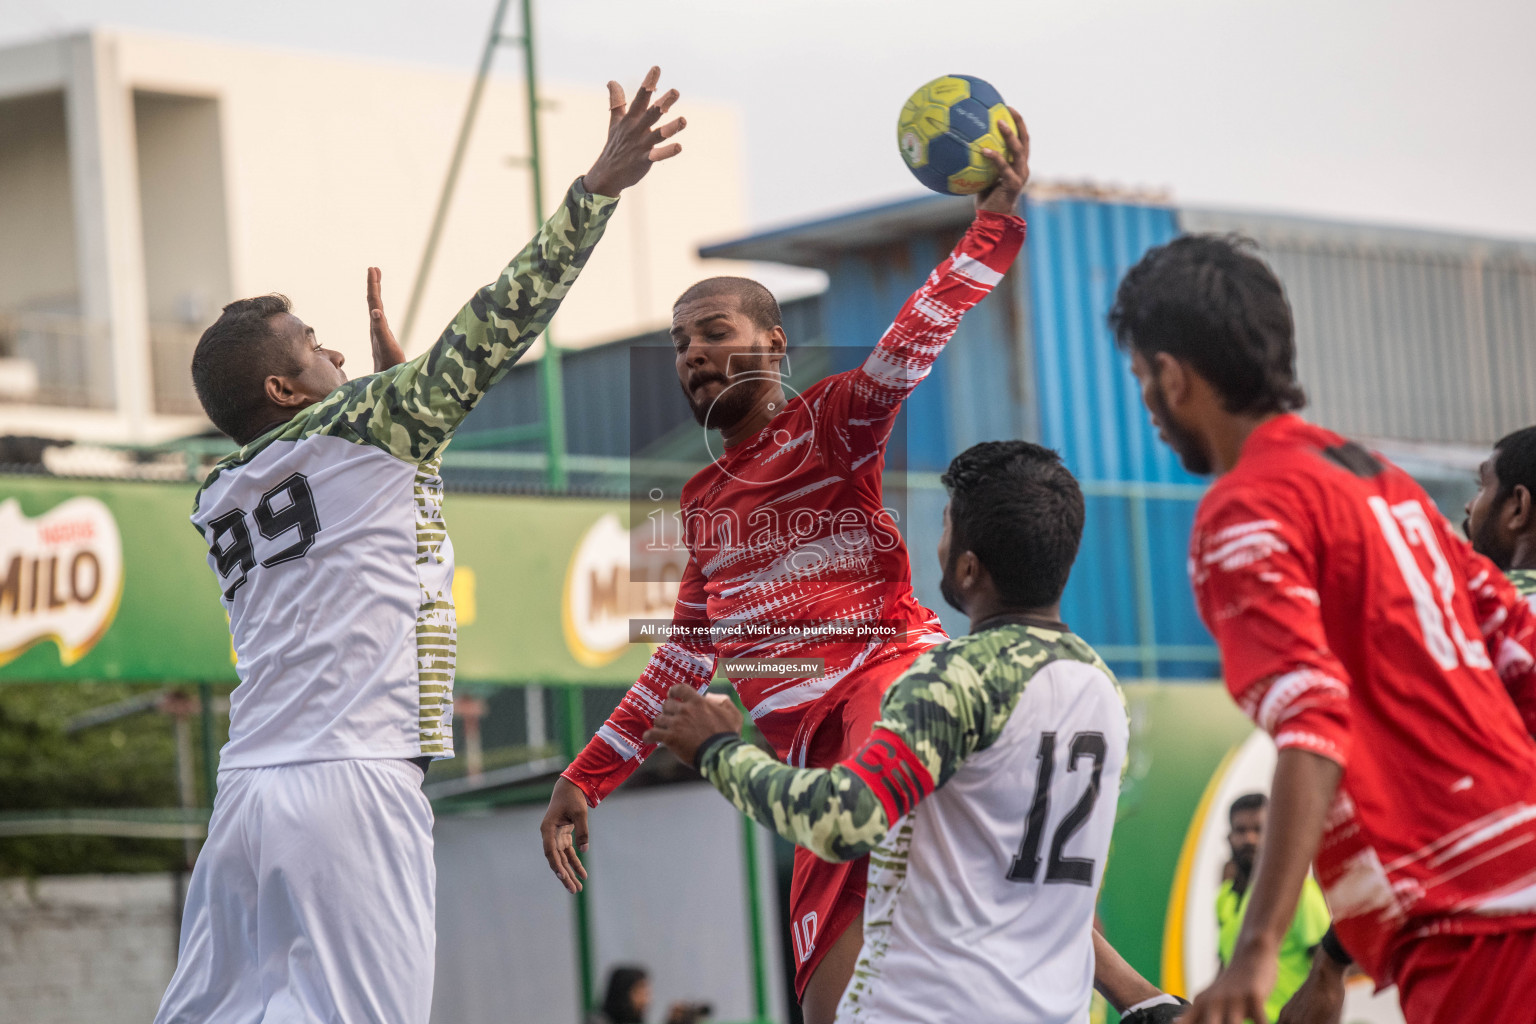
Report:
832,111,1028,469
645,643,997,862
347,67,687,464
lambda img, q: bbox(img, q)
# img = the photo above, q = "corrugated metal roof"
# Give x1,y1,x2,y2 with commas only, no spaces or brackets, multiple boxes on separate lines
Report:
700,182,1175,269
1025,196,1199,485
1181,207,1536,445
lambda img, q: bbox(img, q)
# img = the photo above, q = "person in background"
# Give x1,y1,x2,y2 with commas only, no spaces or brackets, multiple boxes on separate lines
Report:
587,966,712,1024
1467,425,1536,603
1217,793,1329,1022
590,966,651,1024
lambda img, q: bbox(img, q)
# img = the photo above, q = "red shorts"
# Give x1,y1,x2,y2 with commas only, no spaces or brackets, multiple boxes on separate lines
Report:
1395,928,1536,1023
777,654,920,999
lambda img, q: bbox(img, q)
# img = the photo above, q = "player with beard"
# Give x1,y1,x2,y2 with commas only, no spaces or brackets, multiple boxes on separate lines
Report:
541,110,1030,1024
1277,424,1536,1024
1111,234,1536,1024
642,441,1177,1024
1467,426,1536,605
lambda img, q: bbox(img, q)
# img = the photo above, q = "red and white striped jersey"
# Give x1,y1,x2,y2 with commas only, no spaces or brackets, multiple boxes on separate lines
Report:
1190,414,1536,984
564,211,1027,804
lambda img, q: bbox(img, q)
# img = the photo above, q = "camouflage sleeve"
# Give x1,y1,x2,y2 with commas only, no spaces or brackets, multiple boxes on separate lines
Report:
329,179,617,463
698,640,999,861
697,739,897,863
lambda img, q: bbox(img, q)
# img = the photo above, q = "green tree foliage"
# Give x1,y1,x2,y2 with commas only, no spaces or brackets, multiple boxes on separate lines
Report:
0,684,227,877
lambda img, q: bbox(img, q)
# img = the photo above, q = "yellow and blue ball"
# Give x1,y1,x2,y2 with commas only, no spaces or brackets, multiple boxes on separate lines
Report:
898,75,1012,196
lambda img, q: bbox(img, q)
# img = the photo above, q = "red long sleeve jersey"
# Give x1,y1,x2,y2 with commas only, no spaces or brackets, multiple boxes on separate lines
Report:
1191,414,1536,984
564,211,1027,805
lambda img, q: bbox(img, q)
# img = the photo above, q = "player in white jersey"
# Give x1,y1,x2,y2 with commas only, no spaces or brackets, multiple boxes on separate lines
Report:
648,441,1177,1024
154,68,685,1024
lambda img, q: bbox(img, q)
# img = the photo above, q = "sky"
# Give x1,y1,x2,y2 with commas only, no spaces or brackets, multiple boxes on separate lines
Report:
4,0,1536,241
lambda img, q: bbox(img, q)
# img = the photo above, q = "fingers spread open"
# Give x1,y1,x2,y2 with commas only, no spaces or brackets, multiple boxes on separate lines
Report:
650,116,686,144
981,147,1011,179
1007,106,1030,161
606,81,625,124
629,65,661,116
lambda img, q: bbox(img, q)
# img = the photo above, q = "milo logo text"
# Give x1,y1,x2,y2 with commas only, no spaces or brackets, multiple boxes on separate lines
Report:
0,497,124,667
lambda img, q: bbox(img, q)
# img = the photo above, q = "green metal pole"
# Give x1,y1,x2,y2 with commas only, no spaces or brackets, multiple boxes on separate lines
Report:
400,0,514,346
519,0,568,491
1127,490,1160,680
197,683,218,805
740,813,771,1024
561,685,595,1012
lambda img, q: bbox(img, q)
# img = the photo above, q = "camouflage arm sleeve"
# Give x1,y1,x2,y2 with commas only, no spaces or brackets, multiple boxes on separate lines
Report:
699,641,999,861
335,179,617,463
698,740,896,862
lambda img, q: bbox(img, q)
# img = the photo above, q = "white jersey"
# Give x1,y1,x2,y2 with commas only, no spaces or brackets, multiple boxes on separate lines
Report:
845,655,1128,1024
189,182,617,769
699,621,1130,1023
193,433,456,767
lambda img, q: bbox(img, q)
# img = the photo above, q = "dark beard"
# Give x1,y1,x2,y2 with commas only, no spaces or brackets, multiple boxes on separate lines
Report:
685,375,763,430
1468,511,1513,570
939,543,966,614
682,348,774,431
1147,377,1213,476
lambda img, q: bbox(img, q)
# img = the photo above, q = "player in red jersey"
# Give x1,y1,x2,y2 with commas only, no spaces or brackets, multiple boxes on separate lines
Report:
1108,235,1536,1024
1278,423,1536,1024
540,111,1028,1022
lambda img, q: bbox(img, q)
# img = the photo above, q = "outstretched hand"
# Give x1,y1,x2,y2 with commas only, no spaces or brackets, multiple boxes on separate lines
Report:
582,66,687,198
976,107,1029,216
366,267,406,372
642,684,743,767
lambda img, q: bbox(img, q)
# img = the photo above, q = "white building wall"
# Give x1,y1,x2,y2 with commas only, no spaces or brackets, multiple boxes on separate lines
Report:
0,28,757,444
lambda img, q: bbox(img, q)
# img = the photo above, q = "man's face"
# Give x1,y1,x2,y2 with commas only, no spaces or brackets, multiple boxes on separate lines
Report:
268,312,347,401
671,294,779,431
938,502,966,614
1228,806,1265,875
1130,349,1212,476
1465,452,1515,569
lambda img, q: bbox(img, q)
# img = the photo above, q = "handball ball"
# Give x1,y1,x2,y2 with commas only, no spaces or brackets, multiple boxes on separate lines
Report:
898,75,1012,196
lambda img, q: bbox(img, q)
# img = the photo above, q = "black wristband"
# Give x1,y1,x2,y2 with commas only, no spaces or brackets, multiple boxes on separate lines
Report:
1319,926,1353,967
692,732,740,772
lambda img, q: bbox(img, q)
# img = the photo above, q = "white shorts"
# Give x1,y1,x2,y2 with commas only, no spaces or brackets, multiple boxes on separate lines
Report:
154,758,436,1024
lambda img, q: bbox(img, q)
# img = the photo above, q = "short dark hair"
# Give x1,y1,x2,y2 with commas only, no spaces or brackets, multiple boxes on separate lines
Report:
191,294,299,442
1493,426,1536,503
941,441,1085,608
673,276,783,332
1109,234,1306,416
1229,792,1268,823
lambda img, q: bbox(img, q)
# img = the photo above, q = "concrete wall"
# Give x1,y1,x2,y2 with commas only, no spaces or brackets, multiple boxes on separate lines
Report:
133,92,232,328
0,873,179,1024
0,90,78,313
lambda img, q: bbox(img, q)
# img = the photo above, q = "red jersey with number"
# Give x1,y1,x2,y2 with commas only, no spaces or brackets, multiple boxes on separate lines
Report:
1190,414,1536,984
563,211,1027,805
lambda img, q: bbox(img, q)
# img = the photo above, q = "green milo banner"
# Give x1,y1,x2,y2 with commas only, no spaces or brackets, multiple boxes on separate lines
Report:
0,475,672,686
0,475,1403,1019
